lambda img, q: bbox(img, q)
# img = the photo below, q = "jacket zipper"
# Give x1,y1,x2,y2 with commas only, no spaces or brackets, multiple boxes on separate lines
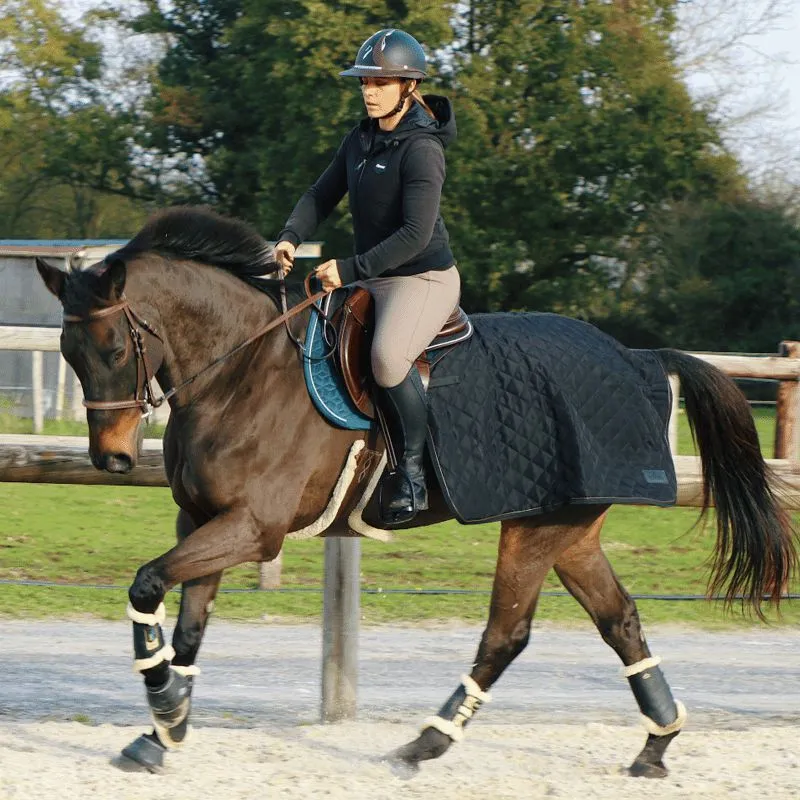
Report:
353,137,398,215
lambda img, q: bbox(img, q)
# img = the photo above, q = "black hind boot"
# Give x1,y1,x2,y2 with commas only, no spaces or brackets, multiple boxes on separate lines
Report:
376,368,429,526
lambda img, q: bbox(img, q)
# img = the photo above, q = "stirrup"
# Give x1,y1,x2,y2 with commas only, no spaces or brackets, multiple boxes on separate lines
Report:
379,466,428,526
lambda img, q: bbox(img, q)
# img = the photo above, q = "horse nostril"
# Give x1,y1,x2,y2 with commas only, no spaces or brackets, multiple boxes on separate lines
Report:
104,453,133,474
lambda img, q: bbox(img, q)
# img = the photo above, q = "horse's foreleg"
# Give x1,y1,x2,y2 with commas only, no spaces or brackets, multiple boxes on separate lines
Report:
554,526,685,778
123,506,277,765
122,568,223,770
171,508,223,671
390,509,599,768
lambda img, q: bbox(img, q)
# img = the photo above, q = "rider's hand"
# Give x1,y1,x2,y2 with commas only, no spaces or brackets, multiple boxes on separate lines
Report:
274,240,297,274
315,259,343,291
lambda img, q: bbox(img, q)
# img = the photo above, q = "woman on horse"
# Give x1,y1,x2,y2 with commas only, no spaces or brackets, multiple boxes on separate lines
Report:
274,28,460,526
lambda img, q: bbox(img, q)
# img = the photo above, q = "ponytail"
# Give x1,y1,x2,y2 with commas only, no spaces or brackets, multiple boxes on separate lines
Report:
412,88,436,119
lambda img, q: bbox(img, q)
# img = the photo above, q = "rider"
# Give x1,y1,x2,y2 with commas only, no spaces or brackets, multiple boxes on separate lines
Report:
274,28,460,526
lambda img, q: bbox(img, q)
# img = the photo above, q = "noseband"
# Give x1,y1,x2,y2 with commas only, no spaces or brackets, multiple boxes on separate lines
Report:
63,274,328,417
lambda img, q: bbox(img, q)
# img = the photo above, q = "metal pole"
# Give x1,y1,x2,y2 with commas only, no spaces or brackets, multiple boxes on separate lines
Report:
321,537,360,722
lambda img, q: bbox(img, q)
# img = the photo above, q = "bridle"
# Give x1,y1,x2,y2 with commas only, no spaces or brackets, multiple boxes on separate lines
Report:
63,273,328,418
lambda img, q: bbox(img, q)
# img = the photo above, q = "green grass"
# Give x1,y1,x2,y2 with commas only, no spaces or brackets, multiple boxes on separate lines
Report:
0,412,166,438
0,482,797,628
675,406,776,458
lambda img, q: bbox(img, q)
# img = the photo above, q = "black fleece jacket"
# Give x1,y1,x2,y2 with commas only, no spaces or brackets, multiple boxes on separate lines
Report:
277,95,456,284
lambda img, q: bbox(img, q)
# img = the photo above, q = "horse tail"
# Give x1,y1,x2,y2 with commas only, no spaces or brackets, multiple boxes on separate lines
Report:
656,348,797,618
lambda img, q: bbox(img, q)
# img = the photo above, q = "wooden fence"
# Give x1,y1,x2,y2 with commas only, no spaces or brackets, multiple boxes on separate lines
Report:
0,326,84,430
1,332,798,489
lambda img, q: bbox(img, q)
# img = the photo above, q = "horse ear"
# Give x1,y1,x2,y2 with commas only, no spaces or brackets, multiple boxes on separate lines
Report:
97,258,127,301
35,257,67,300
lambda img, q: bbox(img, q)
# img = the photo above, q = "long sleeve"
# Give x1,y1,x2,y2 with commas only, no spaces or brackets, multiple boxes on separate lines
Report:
277,134,350,246
337,137,446,284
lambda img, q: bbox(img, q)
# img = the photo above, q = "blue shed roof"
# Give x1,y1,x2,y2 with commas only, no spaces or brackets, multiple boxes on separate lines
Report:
0,239,128,246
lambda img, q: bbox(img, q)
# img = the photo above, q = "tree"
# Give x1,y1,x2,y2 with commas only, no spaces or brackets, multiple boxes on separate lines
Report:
129,0,452,251
439,0,743,312
0,0,149,237
672,0,800,187
602,197,800,352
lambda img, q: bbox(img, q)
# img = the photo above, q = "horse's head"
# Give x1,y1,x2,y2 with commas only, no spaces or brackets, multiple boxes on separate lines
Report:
36,256,163,474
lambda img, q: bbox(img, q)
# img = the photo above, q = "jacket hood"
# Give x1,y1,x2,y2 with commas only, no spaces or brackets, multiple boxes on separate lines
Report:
358,94,456,152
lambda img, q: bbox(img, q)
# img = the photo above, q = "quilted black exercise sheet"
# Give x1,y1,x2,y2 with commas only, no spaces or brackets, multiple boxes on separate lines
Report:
425,311,677,523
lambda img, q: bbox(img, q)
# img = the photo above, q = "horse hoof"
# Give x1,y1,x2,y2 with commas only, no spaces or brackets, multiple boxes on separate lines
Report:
387,726,453,767
628,758,668,779
117,732,166,774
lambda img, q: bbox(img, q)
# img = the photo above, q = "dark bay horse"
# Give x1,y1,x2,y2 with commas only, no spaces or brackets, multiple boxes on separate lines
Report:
36,207,796,779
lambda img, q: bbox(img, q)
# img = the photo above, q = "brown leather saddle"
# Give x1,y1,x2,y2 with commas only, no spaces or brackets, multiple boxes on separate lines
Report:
331,286,472,418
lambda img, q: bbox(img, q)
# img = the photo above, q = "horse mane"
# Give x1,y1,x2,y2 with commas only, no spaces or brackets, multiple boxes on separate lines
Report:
62,206,306,313
110,205,278,278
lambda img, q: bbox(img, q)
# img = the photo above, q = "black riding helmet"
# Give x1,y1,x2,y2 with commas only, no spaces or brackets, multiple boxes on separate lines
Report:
340,29,427,80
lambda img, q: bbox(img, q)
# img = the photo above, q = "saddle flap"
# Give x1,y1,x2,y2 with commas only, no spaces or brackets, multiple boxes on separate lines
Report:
337,288,375,417
336,286,474,419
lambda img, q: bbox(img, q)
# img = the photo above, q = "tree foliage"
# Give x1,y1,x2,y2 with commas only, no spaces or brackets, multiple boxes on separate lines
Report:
605,198,800,352
128,0,746,312
0,0,148,236
442,0,743,312
130,0,452,253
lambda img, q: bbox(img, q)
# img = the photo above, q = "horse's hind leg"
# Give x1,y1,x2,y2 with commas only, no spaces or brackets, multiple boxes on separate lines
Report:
554,520,685,778
391,507,604,768
121,509,223,772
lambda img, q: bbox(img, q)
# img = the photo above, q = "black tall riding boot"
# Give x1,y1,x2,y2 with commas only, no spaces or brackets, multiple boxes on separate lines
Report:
376,368,429,526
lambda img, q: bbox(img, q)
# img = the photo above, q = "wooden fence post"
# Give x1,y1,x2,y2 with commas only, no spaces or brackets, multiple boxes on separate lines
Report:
258,550,283,589
774,341,800,462
31,351,44,434
71,371,83,422
55,355,67,421
321,537,360,722
668,374,680,455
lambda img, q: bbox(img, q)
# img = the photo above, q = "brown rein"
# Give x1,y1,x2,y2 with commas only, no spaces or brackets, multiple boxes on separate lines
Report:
63,273,328,415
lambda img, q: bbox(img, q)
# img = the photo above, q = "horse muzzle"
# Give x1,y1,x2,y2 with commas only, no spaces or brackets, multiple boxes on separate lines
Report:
88,411,143,473
93,451,135,473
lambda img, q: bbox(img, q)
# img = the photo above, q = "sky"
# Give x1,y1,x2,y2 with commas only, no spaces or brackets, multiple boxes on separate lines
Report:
676,0,800,184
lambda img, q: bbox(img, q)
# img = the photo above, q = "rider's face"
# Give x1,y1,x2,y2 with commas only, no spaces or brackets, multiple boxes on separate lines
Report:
360,77,410,118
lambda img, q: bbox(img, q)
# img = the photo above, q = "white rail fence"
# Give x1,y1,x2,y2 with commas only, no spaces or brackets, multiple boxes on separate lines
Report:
0,326,87,431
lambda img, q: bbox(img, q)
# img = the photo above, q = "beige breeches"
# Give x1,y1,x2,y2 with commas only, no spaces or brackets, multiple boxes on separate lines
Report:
364,266,461,388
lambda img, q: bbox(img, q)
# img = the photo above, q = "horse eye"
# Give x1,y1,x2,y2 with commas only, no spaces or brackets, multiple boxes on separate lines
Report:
111,349,126,365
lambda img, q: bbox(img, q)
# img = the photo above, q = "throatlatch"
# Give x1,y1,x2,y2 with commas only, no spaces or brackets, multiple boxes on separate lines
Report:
623,656,687,736
422,674,491,742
